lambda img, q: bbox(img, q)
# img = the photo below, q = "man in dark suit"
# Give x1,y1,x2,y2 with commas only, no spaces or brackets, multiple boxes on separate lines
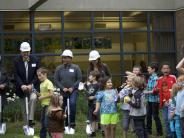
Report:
14,42,39,129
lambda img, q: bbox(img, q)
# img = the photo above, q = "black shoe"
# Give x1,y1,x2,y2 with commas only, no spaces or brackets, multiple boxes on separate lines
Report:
98,122,101,130
157,132,163,136
147,130,152,135
165,136,172,138
89,132,96,137
101,131,105,137
28,120,35,127
70,122,76,128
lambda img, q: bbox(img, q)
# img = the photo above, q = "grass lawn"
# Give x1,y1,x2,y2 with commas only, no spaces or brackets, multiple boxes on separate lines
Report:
1,93,166,138
0,114,166,138
0,121,166,138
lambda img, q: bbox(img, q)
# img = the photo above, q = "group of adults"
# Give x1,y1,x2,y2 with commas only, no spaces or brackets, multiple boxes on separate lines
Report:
0,41,111,136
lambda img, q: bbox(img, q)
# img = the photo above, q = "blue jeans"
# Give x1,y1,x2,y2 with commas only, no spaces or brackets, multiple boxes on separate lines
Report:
63,91,78,128
40,106,48,138
133,117,148,138
170,115,182,138
181,117,184,138
162,105,172,137
121,110,130,131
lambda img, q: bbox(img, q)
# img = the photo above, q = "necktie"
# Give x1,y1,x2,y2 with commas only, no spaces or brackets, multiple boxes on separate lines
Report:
25,61,28,82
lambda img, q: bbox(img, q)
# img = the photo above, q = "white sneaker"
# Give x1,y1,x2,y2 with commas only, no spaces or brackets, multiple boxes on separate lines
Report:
68,127,75,134
86,124,92,134
64,126,69,134
23,125,29,136
0,123,6,134
28,126,34,136
23,125,34,136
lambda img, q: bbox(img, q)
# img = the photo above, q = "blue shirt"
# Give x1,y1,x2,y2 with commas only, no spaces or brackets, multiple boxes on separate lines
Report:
146,73,159,103
176,89,184,117
168,96,176,117
96,89,118,114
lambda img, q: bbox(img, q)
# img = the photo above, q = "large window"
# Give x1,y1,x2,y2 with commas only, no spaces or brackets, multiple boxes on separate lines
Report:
0,11,176,85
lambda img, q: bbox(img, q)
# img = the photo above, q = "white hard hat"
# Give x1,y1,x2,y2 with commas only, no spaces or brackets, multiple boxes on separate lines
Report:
61,49,73,57
89,50,100,61
20,42,31,52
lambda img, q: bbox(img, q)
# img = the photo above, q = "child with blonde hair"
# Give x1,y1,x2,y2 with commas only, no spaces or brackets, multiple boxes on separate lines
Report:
174,75,184,138
168,83,181,138
119,75,133,138
48,94,66,138
124,76,147,138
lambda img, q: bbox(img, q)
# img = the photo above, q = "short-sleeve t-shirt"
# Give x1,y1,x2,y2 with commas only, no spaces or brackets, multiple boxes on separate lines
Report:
85,83,100,106
96,89,118,114
40,79,54,106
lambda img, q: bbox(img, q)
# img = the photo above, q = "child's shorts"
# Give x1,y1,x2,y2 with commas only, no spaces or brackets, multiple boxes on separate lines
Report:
101,113,119,125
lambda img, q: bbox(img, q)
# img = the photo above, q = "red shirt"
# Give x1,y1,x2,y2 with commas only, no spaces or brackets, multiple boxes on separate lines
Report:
156,75,176,108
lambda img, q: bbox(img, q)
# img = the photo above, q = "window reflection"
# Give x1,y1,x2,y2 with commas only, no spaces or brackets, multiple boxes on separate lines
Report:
94,12,119,30
123,32,147,52
35,34,61,53
3,12,30,32
123,12,147,30
64,12,91,30
150,32,175,51
4,57,15,75
100,55,121,74
94,32,120,52
64,33,91,51
151,54,175,72
150,12,174,30
35,12,61,31
123,54,148,72
4,35,31,54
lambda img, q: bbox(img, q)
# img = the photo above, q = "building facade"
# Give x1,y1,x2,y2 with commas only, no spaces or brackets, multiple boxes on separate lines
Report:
0,0,184,85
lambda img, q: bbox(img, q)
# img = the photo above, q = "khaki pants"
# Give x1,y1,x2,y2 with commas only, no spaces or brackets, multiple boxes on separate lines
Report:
20,92,37,123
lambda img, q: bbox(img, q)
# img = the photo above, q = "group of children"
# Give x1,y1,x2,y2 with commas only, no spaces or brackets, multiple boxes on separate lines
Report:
83,62,184,138
34,61,184,138
83,68,146,138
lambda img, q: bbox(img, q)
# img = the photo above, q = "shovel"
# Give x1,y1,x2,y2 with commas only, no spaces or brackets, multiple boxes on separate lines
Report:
0,94,6,134
23,94,34,136
64,92,75,134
